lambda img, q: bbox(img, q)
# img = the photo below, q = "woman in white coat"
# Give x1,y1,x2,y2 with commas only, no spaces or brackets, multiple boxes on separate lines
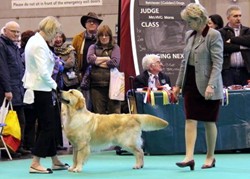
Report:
23,16,68,174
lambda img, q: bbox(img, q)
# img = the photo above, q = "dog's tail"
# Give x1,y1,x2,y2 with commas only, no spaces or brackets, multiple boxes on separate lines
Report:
136,114,168,131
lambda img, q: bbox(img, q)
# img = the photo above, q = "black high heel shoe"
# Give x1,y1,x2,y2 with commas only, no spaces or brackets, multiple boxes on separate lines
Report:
201,158,216,169
176,160,195,171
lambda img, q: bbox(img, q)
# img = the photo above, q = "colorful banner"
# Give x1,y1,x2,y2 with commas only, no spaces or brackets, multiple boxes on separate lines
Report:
12,0,102,9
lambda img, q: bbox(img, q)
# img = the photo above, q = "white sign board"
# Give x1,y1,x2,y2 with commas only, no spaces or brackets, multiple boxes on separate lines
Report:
12,0,102,9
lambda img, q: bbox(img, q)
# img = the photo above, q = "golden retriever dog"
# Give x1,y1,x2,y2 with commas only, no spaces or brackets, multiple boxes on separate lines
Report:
60,89,168,172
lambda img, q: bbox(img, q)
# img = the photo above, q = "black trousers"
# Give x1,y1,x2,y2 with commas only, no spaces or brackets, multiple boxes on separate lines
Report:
222,67,250,87
23,105,37,150
32,91,57,158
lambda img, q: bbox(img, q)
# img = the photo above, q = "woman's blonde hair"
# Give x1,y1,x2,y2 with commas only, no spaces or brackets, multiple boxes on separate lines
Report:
39,16,61,39
181,3,208,26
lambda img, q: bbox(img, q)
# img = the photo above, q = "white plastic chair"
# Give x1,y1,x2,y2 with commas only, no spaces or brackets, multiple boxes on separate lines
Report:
0,98,12,160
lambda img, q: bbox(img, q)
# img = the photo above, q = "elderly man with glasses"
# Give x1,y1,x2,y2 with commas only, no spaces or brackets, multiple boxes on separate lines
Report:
0,21,30,157
134,54,171,90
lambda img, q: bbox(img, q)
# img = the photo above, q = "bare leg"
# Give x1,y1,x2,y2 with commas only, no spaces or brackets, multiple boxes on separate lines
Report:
30,155,47,170
51,155,65,165
204,122,217,165
182,119,197,162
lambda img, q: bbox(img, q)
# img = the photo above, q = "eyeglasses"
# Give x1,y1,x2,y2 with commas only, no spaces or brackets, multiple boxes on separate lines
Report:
86,19,99,24
152,61,162,65
7,28,20,34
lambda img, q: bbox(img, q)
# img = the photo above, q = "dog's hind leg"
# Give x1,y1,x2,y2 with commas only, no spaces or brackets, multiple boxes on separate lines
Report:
121,137,144,169
130,146,144,169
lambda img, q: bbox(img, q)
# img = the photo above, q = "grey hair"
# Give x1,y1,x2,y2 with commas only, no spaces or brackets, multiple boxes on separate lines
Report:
142,54,161,70
181,3,208,26
1,26,5,35
226,5,241,17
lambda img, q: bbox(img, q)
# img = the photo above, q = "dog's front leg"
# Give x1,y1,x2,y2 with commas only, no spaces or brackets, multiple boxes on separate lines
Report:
74,144,90,172
70,144,90,173
68,146,78,172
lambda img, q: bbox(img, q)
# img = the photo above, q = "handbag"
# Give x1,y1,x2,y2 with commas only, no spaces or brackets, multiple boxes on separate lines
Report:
80,65,92,90
2,102,21,140
109,68,125,101
0,98,10,124
62,69,79,87
2,100,21,152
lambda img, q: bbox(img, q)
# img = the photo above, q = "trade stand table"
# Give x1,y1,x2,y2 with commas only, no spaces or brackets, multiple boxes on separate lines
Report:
135,90,250,155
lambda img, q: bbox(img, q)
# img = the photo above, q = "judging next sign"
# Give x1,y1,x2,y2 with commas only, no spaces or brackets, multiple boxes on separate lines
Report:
130,0,197,84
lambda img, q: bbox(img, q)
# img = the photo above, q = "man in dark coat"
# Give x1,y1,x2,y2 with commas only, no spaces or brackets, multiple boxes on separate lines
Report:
134,54,171,89
219,5,250,87
0,21,30,156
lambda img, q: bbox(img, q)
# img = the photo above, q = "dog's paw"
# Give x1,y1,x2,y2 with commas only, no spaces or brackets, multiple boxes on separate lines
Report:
68,166,75,172
133,164,144,169
68,166,82,173
72,167,82,173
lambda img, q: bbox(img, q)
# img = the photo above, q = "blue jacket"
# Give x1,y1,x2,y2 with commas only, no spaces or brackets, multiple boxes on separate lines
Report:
0,35,24,106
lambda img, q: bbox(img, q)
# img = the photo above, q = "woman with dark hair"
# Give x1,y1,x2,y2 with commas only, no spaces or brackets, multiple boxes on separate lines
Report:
208,14,224,30
20,30,35,55
87,25,121,114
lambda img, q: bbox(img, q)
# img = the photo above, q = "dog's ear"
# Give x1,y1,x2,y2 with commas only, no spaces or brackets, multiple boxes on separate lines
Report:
75,97,85,110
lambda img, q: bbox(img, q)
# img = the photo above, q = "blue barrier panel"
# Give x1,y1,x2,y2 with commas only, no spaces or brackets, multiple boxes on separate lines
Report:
136,90,250,155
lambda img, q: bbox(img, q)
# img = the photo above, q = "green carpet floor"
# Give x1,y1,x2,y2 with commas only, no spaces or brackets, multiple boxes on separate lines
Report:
1,151,250,179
